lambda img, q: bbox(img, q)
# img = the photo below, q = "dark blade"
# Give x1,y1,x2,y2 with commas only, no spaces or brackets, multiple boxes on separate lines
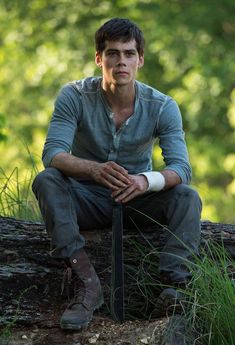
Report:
110,200,124,323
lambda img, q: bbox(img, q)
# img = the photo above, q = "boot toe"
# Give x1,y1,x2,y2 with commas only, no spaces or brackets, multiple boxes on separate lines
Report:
60,304,91,330
60,293,104,330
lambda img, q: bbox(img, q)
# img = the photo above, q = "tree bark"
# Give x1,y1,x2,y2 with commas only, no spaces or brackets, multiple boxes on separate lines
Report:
0,216,235,326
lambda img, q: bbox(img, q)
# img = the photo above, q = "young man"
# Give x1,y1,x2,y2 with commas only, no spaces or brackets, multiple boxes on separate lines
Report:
32,18,202,330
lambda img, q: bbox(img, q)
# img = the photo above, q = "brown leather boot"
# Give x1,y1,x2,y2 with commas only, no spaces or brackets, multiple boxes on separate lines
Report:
60,248,104,330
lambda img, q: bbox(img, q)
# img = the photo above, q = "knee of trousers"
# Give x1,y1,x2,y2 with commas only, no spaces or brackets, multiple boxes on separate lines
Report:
171,184,202,213
32,167,65,196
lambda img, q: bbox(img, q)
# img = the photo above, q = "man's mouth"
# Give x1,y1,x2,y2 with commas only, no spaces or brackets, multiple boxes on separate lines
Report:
116,71,128,74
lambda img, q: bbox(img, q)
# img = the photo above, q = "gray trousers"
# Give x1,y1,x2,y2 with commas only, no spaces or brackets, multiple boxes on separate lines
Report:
32,167,202,283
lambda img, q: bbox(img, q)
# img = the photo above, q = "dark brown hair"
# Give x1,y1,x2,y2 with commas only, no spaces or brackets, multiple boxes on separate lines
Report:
95,18,145,55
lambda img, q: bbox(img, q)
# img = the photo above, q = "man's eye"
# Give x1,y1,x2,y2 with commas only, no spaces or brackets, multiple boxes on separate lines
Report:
126,52,135,57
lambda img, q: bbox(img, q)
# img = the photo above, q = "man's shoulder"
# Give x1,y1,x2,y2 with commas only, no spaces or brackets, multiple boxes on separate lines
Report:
136,80,171,104
68,77,102,94
55,77,101,105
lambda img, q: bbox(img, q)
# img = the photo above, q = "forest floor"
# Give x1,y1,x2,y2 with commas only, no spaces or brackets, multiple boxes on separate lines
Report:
0,313,168,345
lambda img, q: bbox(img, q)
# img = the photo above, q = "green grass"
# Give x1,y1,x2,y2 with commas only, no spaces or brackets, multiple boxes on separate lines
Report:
122,211,235,344
124,239,235,344
0,167,41,221
185,241,235,345
124,242,162,319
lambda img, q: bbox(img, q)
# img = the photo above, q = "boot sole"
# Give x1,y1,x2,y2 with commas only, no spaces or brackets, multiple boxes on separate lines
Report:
60,296,104,330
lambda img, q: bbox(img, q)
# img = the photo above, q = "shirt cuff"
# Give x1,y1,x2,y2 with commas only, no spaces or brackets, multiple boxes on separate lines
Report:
139,171,166,192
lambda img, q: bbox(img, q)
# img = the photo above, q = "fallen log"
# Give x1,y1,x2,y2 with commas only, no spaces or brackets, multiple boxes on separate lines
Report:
0,216,235,326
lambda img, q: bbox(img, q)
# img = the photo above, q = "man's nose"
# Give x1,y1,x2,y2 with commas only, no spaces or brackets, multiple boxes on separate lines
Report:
116,53,126,66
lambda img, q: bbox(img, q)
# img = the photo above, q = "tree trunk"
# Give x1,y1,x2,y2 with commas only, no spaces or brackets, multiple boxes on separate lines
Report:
0,216,235,326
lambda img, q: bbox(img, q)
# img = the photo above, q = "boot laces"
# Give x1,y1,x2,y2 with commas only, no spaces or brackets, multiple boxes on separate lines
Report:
61,267,72,295
68,278,86,307
61,267,86,305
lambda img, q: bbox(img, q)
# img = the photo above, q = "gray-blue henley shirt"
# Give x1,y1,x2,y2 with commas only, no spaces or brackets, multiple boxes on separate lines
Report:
42,77,192,184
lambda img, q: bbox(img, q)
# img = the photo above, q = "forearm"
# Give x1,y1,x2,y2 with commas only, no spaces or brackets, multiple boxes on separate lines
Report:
50,152,131,190
50,152,97,179
160,169,181,190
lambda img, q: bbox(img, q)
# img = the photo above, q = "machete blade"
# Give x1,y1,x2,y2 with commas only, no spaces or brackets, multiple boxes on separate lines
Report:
110,200,124,323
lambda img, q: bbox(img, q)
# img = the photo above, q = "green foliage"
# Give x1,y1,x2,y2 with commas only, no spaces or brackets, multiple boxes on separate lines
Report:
124,241,161,319
186,242,235,344
0,0,234,222
0,114,7,142
121,213,235,343
0,167,41,221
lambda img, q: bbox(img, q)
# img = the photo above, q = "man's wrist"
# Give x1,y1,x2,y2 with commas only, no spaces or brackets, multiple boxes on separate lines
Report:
87,160,99,179
139,171,166,192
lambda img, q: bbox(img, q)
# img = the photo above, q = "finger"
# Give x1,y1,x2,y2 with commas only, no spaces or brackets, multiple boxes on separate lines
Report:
114,185,136,202
106,162,131,184
109,170,132,185
101,177,128,192
106,174,130,188
108,161,129,176
111,187,127,198
103,179,119,190
119,189,140,203
102,179,125,191
101,169,132,188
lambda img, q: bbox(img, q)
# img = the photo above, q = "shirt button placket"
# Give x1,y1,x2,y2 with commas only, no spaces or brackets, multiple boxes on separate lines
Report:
108,130,121,161
108,113,116,160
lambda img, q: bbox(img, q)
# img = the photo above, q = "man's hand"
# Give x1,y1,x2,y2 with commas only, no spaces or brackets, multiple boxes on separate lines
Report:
111,174,148,203
91,161,132,190
51,154,132,190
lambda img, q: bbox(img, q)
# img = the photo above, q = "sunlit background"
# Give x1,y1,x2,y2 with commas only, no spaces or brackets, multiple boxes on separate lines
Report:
0,0,234,223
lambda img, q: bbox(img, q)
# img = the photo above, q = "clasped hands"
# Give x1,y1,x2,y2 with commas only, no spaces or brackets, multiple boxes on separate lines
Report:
91,161,148,203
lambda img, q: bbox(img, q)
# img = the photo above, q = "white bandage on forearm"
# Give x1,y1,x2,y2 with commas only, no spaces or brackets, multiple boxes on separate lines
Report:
140,171,166,192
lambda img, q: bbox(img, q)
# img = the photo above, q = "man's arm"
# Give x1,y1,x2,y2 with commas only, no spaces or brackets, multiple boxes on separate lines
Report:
160,169,181,188
51,152,131,191
157,98,192,185
112,97,189,203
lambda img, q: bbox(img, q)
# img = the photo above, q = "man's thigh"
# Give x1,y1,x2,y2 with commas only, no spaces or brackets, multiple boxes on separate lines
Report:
68,179,113,229
123,189,167,228
123,184,198,228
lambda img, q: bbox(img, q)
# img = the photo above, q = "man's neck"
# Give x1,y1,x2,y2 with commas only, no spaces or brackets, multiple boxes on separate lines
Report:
101,80,135,110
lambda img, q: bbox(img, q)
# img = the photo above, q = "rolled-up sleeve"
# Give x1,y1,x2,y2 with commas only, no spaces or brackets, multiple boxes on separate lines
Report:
42,84,81,168
157,97,192,184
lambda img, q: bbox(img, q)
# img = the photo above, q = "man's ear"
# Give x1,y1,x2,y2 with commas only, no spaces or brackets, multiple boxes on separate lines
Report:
95,52,102,68
138,54,144,69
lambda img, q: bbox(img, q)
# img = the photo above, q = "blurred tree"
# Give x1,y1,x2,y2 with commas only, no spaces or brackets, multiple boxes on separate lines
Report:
0,0,234,222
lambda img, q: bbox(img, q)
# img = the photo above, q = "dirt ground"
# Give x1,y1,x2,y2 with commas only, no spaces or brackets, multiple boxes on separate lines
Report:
0,313,168,345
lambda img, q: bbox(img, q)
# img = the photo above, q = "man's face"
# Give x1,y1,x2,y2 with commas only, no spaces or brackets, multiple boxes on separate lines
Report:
95,39,144,87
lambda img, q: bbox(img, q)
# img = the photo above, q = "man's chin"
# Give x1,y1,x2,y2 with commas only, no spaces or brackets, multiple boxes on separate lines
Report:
113,78,132,87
